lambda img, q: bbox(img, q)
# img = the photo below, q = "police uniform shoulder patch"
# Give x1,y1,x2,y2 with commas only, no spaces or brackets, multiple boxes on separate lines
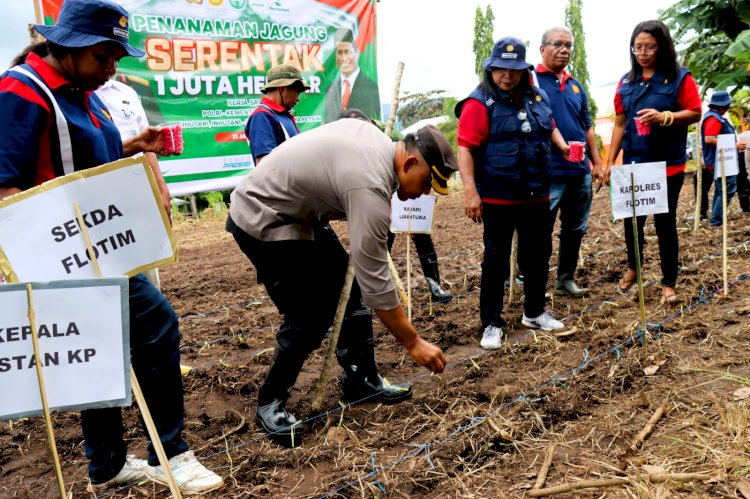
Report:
572,84,580,94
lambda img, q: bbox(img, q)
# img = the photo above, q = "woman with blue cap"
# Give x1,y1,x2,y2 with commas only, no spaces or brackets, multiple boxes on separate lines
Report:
701,90,746,227
0,0,223,494
455,36,570,350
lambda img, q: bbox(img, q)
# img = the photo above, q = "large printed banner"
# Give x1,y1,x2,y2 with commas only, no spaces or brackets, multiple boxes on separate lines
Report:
0,278,131,420
39,0,380,196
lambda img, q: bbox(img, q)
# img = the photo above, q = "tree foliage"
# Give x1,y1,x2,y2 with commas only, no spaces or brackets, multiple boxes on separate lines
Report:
564,0,598,119
396,90,449,129
472,5,495,78
661,0,750,103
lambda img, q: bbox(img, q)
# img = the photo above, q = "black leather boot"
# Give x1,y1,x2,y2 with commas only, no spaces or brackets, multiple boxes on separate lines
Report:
256,399,303,447
426,277,452,301
341,372,413,404
336,311,413,405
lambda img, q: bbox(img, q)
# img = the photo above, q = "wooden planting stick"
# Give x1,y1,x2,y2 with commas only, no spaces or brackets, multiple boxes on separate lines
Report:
532,444,555,490
311,260,355,411
383,62,411,310
629,173,646,332
383,61,404,138
72,203,183,499
387,253,409,306
313,62,408,410
509,230,518,303
25,284,66,499
693,131,702,232
407,215,414,320
527,472,713,497
720,149,728,296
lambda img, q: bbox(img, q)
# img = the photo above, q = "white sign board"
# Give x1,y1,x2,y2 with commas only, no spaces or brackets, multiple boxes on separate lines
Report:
0,278,130,420
610,162,669,220
0,158,176,282
714,134,739,178
390,194,436,233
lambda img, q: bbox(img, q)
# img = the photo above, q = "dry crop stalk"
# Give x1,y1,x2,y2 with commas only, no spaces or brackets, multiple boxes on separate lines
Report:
532,444,555,490
527,472,713,497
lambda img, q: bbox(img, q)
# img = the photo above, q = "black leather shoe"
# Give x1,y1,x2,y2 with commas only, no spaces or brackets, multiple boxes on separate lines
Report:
426,277,452,301
256,399,303,447
341,373,413,405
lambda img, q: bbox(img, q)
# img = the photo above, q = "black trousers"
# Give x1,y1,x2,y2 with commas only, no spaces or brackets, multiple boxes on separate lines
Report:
624,172,683,287
693,168,714,218
386,231,441,283
226,215,377,405
479,201,552,327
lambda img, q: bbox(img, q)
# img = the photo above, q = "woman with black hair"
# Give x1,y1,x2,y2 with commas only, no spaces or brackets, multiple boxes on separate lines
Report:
603,20,701,303
455,36,570,350
0,0,222,494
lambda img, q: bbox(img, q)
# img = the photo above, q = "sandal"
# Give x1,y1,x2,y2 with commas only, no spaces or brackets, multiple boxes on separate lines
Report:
617,270,637,293
661,287,678,304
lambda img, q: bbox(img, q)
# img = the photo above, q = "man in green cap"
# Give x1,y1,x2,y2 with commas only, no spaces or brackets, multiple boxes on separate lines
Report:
245,64,310,165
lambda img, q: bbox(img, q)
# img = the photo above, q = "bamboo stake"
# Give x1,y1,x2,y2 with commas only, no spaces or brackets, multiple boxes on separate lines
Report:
313,62,408,409
26,284,66,499
694,131,702,232
383,62,410,310
384,61,404,137
508,230,518,303
694,160,702,231
387,253,409,306
406,217,412,321
32,0,43,25
629,173,646,331
720,149,728,296
311,260,355,411
72,203,182,499
527,472,713,497
533,444,555,490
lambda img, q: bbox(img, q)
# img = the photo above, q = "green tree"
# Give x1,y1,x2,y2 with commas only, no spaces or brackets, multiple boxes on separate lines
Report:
661,0,750,95
396,90,449,129
473,5,495,78
564,0,598,120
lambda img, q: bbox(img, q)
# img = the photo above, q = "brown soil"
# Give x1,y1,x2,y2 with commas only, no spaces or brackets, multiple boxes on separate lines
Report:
3,175,750,498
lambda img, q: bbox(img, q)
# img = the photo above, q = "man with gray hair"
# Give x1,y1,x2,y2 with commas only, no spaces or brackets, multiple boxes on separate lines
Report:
532,26,603,296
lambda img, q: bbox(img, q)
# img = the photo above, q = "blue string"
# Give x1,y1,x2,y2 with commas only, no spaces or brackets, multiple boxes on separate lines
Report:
371,453,386,493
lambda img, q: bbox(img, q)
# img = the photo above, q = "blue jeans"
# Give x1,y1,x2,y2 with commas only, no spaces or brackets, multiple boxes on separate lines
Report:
710,174,737,226
82,274,188,483
480,201,552,327
549,173,592,278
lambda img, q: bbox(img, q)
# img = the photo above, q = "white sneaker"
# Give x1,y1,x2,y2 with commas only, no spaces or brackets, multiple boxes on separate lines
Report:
89,455,149,492
522,311,564,331
146,450,224,494
480,325,503,350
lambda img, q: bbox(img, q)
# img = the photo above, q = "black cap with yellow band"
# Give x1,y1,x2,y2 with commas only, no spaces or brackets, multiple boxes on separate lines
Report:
412,125,458,195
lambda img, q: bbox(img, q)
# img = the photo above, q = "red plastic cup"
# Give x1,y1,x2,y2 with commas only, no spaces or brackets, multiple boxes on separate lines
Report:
568,141,585,163
160,122,184,154
634,117,650,136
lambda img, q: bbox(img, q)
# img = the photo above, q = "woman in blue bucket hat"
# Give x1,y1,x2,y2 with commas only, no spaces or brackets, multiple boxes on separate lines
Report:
0,0,223,494
455,37,571,350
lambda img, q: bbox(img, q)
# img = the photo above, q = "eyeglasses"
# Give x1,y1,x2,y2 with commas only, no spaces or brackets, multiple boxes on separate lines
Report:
543,41,573,51
631,44,658,55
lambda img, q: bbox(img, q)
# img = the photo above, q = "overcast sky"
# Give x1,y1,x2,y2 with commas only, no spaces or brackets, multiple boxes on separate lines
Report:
0,0,679,115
